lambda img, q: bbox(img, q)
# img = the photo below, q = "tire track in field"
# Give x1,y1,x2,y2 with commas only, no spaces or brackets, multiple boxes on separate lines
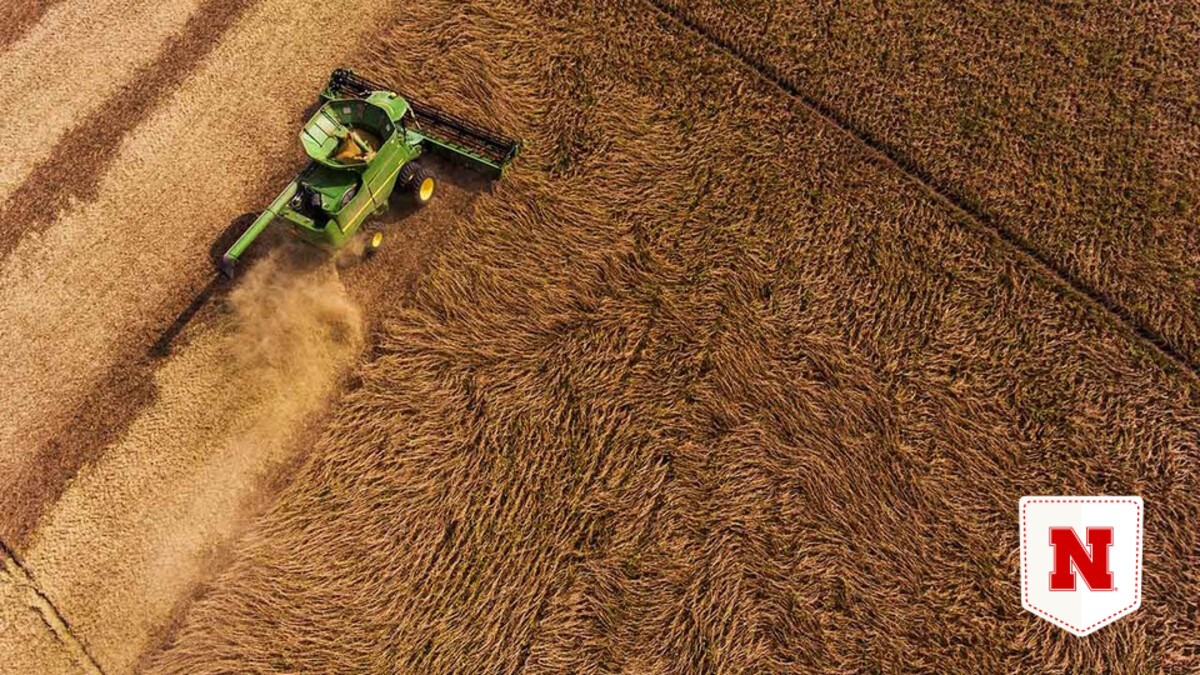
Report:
0,0,393,551
0,541,102,675
0,0,62,53
645,0,1200,382
0,0,252,259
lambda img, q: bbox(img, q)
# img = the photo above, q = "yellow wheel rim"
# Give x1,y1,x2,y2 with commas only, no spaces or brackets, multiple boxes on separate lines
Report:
371,232,383,249
419,176,435,201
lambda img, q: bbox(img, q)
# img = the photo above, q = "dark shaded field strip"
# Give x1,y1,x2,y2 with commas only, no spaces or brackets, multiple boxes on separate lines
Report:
0,0,259,549
645,0,1200,381
0,352,161,548
0,0,258,260
1,539,105,673
0,0,63,53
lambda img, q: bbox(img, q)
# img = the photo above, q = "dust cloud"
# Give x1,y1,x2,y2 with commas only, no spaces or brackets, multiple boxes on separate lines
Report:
226,245,364,384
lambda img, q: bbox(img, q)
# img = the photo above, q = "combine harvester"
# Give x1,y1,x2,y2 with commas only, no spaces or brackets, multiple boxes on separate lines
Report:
220,69,520,277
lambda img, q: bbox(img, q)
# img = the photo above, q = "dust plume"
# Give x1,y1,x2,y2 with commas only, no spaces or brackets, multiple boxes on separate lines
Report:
224,245,364,383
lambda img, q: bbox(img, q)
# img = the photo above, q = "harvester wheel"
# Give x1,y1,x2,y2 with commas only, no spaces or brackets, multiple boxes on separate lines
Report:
367,231,383,256
412,167,436,206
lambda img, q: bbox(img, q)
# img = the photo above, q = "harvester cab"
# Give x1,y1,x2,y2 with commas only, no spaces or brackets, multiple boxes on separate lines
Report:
219,69,520,278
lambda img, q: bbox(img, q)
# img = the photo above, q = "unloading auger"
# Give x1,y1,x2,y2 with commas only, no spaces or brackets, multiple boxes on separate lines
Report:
219,68,521,277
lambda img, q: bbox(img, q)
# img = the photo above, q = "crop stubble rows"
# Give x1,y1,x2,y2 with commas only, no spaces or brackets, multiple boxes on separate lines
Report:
0,0,400,550
0,0,421,671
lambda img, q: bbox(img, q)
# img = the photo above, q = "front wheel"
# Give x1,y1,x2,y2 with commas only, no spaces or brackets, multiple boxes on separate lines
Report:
411,167,436,206
366,231,383,257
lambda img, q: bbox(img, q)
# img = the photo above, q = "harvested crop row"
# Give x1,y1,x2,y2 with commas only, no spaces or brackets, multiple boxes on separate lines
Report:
0,0,205,207
0,0,257,259
657,0,1200,370
150,1,1200,673
0,0,508,669
0,0,396,549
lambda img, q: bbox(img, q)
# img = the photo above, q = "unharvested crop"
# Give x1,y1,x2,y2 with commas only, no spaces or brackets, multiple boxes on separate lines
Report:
147,2,1200,673
659,0,1200,370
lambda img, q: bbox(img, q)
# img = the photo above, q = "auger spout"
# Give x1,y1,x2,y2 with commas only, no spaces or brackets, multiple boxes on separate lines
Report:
220,182,299,278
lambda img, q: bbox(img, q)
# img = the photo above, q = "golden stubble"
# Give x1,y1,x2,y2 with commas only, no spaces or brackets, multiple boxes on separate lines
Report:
0,0,204,201
23,248,363,673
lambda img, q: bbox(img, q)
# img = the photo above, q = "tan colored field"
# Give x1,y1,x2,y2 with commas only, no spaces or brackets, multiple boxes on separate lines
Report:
658,0,1200,369
0,0,1197,673
0,0,205,204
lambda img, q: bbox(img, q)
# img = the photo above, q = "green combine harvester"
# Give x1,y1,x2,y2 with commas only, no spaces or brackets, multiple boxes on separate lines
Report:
220,69,520,277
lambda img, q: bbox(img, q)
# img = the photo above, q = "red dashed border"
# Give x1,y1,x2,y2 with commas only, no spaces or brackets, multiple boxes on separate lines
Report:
1021,498,1142,634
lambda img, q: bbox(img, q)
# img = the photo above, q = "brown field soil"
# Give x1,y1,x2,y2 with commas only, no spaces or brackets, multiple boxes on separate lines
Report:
142,1,1199,674
658,0,1200,369
0,0,1196,673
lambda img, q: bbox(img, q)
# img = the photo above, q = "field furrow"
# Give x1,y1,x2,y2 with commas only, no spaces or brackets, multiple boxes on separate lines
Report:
0,544,98,675
646,0,1198,379
21,253,363,672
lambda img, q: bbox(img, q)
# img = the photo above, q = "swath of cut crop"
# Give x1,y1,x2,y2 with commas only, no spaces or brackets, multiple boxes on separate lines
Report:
148,1,1199,673
0,0,394,556
0,0,254,258
21,247,363,673
654,0,1200,371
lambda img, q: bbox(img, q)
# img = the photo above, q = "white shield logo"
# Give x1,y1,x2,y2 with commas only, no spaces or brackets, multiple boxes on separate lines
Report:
1019,497,1143,636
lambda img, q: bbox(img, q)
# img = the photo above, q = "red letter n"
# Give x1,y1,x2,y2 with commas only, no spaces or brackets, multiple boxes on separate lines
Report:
1049,527,1115,591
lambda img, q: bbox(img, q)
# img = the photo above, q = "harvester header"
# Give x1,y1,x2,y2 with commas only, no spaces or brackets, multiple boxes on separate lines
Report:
324,69,521,178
